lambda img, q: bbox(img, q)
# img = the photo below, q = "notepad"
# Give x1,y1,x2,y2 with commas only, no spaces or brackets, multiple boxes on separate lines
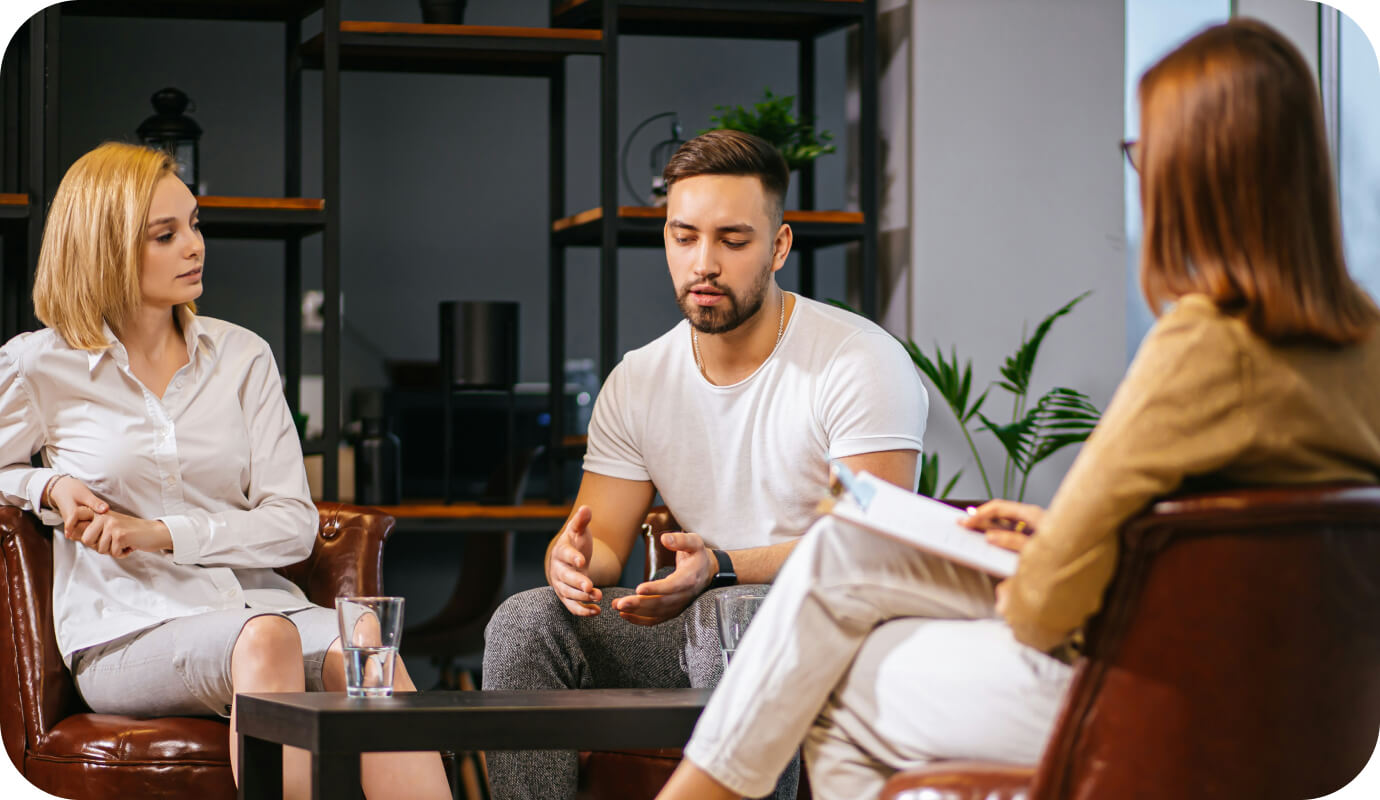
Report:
826,467,1020,578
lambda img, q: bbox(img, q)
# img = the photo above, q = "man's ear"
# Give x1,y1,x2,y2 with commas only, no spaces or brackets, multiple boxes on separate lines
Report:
771,222,793,273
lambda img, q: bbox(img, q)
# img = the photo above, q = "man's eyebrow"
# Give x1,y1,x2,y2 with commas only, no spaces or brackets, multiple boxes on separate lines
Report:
667,219,755,234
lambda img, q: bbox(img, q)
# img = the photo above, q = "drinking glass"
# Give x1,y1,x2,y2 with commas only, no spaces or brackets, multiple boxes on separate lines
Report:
716,593,766,667
336,596,405,698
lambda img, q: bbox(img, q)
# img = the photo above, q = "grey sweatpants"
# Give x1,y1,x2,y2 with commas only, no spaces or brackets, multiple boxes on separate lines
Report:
482,583,800,800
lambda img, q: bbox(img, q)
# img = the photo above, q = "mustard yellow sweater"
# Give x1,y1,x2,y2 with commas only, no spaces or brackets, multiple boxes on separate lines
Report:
1004,293,1380,651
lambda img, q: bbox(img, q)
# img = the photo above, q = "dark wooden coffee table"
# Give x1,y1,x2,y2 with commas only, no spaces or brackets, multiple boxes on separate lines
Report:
235,688,711,799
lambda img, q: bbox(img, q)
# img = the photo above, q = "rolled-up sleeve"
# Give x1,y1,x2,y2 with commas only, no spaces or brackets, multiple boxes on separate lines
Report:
1003,300,1256,651
161,339,316,568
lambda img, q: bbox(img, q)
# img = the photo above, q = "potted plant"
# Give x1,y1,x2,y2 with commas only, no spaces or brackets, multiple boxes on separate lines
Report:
703,88,836,171
889,293,1103,500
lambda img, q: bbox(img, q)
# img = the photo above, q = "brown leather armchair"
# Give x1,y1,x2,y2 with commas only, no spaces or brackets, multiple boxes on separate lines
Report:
0,502,398,800
575,508,811,800
882,484,1380,800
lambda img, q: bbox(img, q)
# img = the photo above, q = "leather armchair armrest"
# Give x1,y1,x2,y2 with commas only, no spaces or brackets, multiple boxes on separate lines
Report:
641,506,681,582
880,762,1034,800
276,502,396,607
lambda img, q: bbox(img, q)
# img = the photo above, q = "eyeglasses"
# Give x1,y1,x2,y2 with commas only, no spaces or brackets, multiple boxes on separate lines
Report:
1121,139,1141,173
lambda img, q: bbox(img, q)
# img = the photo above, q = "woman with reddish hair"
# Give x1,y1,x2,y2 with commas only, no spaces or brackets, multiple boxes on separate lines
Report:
658,18,1380,800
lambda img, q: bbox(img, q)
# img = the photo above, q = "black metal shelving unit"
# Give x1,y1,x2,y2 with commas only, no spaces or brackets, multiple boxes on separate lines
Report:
6,0,337,491
2,0,879,506
1,11,47,342
543,0,880,500
298,5,606,505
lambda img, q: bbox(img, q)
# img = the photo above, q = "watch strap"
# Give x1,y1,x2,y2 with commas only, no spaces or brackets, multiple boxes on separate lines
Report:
709,548,737,588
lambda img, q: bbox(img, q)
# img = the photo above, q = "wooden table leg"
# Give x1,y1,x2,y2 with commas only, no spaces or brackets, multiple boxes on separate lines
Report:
238,733,283,800
313,752,362,800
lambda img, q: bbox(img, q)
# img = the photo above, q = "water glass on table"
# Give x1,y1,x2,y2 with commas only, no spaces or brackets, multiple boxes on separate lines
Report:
716,593,766,667
336,596,405,697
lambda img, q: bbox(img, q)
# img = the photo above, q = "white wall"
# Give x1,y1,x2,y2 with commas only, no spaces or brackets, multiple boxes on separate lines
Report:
909,0,1127,504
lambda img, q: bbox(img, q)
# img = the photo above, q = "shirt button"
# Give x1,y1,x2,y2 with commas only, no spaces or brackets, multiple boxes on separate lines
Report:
166,477,176,487
174,379,184,389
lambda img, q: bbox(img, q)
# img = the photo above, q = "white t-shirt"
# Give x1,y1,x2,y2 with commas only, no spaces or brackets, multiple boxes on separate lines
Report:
583,295,928,550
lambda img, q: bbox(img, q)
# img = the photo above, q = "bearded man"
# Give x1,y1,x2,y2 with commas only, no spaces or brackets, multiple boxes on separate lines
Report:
482,130,928,800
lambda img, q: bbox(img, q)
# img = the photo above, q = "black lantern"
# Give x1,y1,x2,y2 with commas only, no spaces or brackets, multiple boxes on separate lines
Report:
137,87,201,191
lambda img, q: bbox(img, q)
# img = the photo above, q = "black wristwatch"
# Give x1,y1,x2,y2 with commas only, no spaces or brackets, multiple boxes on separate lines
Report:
708,549,737,589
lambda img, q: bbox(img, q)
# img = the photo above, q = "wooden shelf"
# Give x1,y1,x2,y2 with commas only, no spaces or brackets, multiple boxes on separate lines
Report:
553,0,865,39
0,194,28,223
195,196,325,239
301,22,603,77
376,501,574,534
551,206,866,248
63,0,322,22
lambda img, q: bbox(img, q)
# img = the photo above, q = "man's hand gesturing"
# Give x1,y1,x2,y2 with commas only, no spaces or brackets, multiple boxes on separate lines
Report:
613,532,715,626
547,506,604,616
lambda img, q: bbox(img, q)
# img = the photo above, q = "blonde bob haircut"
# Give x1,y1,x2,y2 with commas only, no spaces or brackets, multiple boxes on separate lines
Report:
1137,18,1376,346
33,142,195,350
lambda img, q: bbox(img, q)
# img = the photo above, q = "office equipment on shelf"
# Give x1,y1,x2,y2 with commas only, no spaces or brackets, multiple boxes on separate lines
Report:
440,300,519,504
353,387,402,506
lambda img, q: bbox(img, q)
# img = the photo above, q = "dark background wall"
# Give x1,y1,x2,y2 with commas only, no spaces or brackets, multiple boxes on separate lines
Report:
51,0,851,402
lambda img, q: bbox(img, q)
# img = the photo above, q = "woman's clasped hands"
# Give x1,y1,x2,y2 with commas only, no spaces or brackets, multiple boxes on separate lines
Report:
47,475,172,557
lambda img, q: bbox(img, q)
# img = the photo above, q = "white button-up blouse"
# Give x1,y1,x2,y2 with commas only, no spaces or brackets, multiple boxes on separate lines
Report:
0,311,317,665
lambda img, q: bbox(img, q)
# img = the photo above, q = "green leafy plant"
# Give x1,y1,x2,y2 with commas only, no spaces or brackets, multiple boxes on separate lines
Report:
702,88,836,171
909,292,1101,500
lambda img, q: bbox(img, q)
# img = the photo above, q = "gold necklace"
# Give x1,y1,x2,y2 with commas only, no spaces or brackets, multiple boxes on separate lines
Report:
693,290,787,379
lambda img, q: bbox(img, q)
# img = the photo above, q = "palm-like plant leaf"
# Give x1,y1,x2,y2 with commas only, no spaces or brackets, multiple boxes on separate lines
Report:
997,292,1091,396
916,451,963,500
1025,387,1100,469
979,388,1099,475
975,411,1035,471
917,451,939,497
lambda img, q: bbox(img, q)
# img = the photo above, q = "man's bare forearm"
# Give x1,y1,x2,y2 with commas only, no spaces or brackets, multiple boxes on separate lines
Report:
720,540,798,585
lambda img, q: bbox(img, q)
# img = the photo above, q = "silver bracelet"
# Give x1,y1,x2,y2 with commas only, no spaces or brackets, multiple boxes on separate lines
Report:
41,473,70,510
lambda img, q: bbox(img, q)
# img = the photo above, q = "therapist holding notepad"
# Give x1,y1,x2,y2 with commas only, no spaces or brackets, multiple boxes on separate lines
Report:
656,19,1380,800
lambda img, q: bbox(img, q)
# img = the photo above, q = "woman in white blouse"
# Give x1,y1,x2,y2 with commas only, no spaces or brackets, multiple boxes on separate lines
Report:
0,143,450,800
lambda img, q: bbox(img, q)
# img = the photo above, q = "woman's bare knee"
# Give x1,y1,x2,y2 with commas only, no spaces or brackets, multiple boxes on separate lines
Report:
232,615,305,686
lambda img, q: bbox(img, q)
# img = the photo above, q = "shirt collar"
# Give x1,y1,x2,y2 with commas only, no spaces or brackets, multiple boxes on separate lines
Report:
85,307,214,373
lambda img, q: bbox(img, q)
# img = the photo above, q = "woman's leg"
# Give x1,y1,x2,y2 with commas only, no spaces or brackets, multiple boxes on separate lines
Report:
803,618,1072,800
661,515,998,800
229,614,313,800
320,638,452,800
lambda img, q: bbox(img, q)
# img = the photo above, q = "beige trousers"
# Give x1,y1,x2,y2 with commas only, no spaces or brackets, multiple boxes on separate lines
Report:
683,516,1073,800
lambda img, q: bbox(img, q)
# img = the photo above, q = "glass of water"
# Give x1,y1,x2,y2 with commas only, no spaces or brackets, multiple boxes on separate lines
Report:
716,593,766,668
335,596,405,698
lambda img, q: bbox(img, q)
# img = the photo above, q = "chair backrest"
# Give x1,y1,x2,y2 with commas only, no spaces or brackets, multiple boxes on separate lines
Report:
1031,485,1380,800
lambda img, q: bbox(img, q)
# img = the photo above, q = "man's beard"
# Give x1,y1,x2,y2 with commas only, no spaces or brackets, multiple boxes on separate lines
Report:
676,265,773,335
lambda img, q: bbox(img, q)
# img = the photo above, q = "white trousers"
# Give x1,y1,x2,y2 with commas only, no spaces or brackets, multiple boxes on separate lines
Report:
683,516,1073,800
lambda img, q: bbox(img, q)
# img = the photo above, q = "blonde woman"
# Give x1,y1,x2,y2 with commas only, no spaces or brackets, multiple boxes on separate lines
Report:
658,18,1380,800
0,142,450,800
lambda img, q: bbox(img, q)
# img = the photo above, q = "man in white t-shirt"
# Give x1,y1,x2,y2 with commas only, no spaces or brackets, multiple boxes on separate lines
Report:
483,130,928,800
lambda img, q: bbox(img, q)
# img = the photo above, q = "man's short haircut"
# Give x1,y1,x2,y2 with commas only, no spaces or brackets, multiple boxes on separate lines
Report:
662,130,790,227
